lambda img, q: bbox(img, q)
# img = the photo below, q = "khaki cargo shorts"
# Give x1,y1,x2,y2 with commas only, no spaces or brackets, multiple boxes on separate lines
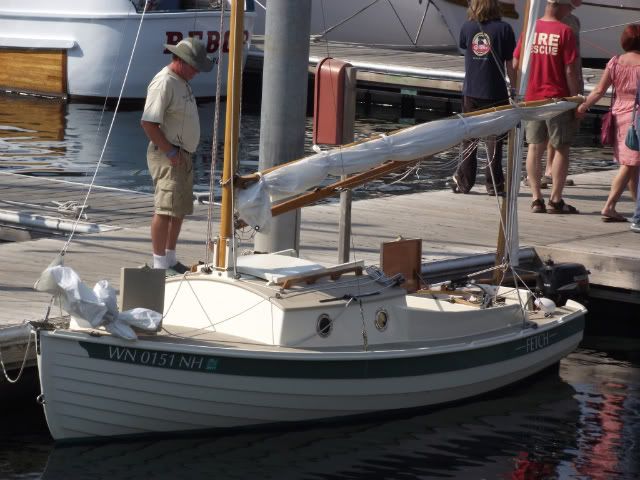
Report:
147,142,194,217
525,109,577,148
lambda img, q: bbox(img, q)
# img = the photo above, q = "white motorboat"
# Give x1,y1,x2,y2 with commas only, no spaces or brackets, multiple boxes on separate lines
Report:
431,0,640,63
253,0,457,50
0,0,256,100
33,0,586,442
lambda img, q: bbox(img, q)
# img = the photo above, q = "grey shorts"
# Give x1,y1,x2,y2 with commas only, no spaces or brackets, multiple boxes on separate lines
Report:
147,142,194,217
525,109,577,148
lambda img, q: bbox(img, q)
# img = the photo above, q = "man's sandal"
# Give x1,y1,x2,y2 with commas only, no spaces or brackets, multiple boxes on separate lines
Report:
531,198,546,213
547,199,579,214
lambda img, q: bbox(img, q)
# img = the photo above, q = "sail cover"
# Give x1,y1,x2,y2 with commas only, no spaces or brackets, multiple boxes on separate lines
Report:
236,100,577,232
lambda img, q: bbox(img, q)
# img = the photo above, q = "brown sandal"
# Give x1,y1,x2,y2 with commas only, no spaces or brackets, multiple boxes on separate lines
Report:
547,199,579,214
601,212,627,222
531,198,546,213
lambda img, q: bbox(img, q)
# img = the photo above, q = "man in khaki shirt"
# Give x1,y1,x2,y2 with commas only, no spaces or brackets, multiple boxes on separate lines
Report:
141,38,212,273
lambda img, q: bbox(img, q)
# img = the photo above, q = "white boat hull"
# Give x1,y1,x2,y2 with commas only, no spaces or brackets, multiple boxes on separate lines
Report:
0,1,255,99
37,304,584,441
253,0,456,50
432,0,638,62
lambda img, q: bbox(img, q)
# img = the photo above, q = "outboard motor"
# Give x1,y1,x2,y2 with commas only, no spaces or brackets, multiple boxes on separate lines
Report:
537,260,589,306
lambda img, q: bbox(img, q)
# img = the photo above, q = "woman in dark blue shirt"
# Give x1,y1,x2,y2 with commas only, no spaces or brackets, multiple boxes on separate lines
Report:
451,0,516,196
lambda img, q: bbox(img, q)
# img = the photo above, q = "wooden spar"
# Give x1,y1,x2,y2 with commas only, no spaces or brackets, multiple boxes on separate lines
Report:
236,96,583,187
217,0,244,269
271,159,422,217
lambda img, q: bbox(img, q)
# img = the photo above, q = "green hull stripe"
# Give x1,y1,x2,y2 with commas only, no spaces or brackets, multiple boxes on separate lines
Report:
78,317,584,379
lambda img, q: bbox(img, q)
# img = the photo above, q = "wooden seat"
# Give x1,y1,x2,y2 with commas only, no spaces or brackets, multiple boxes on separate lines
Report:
276,261,364,289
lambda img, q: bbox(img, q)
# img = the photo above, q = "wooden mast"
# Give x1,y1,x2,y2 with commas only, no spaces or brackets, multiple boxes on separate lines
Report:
217,0,244,270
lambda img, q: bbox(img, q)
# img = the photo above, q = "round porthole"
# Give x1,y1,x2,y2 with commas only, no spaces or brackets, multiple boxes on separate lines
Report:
375,308,389,331
316,314,333,338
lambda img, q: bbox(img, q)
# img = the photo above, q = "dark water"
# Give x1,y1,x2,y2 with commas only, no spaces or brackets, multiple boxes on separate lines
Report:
0,94,617,202
1,95,638,479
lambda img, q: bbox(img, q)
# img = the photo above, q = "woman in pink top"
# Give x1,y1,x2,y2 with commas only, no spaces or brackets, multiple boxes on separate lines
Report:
577,24,640,222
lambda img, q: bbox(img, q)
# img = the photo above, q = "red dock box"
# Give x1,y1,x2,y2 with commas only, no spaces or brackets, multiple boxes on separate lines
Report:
313,57,352,146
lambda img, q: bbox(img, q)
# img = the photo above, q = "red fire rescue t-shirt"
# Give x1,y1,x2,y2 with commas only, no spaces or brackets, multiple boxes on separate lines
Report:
513,19,577,101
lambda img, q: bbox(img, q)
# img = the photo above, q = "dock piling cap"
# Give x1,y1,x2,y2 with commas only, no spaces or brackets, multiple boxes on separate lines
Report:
164,38,213,73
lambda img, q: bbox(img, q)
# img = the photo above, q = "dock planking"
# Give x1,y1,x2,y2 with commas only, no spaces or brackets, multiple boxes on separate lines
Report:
248,38,609,107
1,166,638,330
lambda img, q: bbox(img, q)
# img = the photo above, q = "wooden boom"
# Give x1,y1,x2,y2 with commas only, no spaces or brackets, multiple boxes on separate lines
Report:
271,158,423,217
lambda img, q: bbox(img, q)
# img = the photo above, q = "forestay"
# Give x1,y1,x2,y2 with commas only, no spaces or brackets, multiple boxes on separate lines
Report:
236,100,578,232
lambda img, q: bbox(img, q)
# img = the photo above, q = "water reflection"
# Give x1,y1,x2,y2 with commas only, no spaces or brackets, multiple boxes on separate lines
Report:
566,347,640,480
0,94,618,201
0,96,73,175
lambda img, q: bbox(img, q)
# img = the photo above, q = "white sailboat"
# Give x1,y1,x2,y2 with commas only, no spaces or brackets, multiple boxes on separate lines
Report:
252,0,457,51
33,0,586,442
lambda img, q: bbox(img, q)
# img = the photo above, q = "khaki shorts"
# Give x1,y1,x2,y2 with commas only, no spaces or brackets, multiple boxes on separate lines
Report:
147,142,194,217
525,109,578,148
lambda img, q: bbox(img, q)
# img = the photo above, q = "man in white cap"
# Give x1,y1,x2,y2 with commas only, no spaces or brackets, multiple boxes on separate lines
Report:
513,0,580,215
141,37,213,274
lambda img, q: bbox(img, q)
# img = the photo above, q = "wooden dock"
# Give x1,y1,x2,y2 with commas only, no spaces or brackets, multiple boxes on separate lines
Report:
247,38,610,108
1,168,639,374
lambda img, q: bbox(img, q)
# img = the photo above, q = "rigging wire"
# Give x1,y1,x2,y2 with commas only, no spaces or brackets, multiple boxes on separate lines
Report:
60,2,151,255
313,0,435,48
413,0,432,46
385,0,418,45
313,0,383,42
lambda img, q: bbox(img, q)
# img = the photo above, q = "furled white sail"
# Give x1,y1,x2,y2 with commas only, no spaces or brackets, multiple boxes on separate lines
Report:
236,100,577,232
34,255,162,340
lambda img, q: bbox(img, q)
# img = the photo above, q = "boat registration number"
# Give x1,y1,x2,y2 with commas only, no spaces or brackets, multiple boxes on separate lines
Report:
105,344,219,372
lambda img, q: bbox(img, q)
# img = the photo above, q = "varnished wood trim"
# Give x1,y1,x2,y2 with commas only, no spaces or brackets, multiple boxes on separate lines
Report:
0,48,67,96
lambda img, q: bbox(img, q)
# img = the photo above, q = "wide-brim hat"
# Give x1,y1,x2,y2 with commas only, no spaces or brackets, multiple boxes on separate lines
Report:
164,38,214,73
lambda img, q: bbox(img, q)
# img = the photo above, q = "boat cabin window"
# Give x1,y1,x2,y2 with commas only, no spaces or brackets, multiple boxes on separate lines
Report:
132,0,224,12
